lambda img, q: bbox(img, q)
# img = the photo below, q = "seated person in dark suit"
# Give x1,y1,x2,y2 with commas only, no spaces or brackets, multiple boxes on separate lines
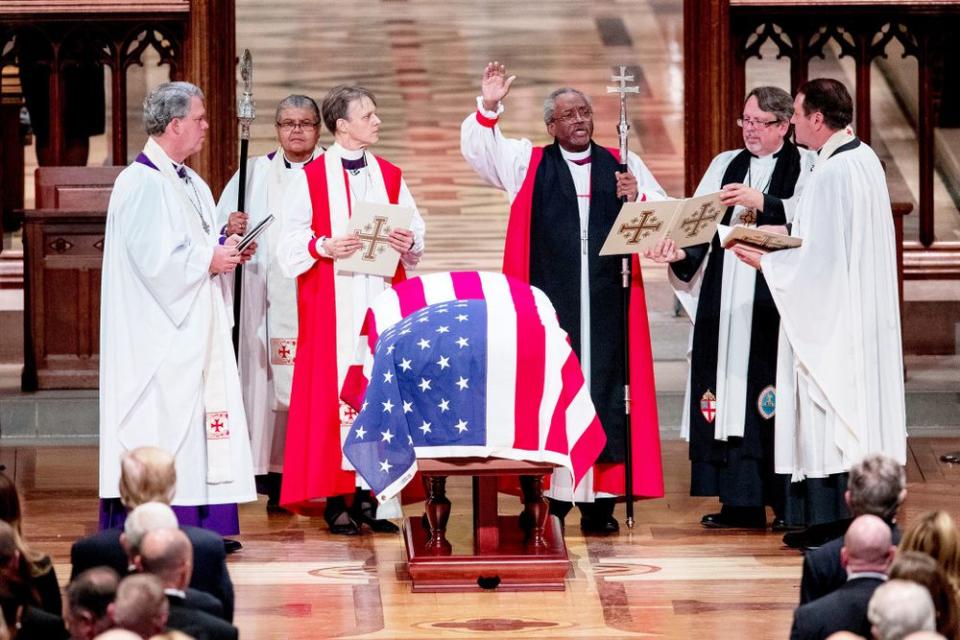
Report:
64,567,119,640
110,573,169,638
0,471,62,616
0,520,69,640
790,514,896,640
70,447,235,621
140,528,238,640
800,453,906,604
868,579,937,639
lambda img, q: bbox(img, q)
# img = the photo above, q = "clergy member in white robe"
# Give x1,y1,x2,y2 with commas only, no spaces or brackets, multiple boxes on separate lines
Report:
277,85,425,535
99,82,256,538
461,62,667,534
646,86,816,531
216,95,323,509
730,78,906,535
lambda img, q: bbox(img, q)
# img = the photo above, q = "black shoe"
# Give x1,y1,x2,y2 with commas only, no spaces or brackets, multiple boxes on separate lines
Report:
782,519,851,549
580,515,620,534
771,518,803,533
351,490,399,534
223,539,243,554
700,507,766,530
325,496,360,535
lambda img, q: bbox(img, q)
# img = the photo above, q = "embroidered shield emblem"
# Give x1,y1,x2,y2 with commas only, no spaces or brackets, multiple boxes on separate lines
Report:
757,385,776,420
339,401,359,427
270,338,297,365
205,411,230,439
700,390,717,424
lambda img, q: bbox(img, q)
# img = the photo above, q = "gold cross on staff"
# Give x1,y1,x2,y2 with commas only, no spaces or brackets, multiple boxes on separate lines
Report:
619,211,662,244
358,216,393,261
680,202,722,238
607,65,640,167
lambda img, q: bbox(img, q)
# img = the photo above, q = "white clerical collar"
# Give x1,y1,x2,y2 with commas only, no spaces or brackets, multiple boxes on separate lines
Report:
147,137,182,172
283,152,312,169
752,143,783,163
847,571,888,582
163,587,187,599
560,145,591,163
332,143,365,161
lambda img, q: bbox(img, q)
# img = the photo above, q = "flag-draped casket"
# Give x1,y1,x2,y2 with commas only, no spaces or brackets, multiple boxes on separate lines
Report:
340,271,607,502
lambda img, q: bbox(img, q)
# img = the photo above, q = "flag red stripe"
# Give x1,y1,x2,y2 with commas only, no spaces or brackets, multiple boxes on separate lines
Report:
395,277,427,318
544,350,582,459
507,277,545,451
450,271,485,300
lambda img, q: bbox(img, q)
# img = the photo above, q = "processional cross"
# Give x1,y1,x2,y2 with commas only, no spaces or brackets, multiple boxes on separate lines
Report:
607,65,640,530
358,216,393,261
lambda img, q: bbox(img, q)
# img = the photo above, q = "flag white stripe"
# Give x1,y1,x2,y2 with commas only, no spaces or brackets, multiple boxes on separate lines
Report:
478,271,518,448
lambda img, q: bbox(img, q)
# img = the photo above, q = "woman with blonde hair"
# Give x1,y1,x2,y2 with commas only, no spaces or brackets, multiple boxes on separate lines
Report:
899,510,960,593
0,472,61,616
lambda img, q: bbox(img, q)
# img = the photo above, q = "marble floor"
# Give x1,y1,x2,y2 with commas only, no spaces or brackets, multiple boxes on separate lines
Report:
5,439,960,639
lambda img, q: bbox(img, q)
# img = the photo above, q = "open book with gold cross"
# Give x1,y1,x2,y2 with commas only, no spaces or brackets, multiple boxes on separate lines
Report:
599,192,725,255
337,201,414,277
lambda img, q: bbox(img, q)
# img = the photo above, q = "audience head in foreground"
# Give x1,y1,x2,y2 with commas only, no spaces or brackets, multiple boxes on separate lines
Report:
868,579,936,640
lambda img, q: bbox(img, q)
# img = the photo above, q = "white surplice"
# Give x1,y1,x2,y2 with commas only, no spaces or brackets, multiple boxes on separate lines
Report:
216,147,320,475
672,147,816,443
99,138,256,506
761,130,907,479
460,98,667,501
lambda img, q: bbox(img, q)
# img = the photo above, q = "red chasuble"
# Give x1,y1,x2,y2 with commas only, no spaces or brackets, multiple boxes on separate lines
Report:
503,147,664,499
280,154,406,509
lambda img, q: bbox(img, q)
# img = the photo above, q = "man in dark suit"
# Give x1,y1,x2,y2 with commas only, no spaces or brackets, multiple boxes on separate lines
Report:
799,453,906,604
790,514,895,640
141,527,238,640
70,447,235,620
64,567,119,640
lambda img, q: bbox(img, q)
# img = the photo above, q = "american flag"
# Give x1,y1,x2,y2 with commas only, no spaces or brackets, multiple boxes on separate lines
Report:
341,271,607,503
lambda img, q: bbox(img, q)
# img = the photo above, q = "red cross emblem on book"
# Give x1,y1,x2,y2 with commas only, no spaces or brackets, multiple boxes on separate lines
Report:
339,401,358,425
270,338,297,365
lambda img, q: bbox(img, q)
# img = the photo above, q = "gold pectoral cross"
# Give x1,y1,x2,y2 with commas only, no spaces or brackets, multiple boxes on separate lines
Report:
740,208,758,226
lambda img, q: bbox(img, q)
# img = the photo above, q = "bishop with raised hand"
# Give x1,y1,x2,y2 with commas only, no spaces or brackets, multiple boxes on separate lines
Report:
99,82,257,539
277,85,426,534
461,62,667,533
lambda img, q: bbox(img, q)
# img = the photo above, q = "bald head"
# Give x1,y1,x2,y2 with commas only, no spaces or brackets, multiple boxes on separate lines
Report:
92,630,142,640
842,514,896,574
66,567,120,640
139,527,192,590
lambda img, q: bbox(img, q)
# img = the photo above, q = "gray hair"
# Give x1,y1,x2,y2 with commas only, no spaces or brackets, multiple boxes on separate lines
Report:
123,502,177,552
143,82,204,136
868,580,937,640
848,453,907,521
275,94,321,124
745,86,794,123
543,88,592,125
113,573,169,637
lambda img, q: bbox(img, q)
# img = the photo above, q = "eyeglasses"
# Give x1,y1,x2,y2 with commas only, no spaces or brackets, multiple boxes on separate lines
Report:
277,120,319,131
737,117,781,129
552,107,594,123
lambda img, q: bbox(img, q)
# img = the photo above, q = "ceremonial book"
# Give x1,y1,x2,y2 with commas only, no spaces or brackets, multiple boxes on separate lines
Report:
235,214,274,252
337,201,414,277
717,224,802,251
600,192,725,255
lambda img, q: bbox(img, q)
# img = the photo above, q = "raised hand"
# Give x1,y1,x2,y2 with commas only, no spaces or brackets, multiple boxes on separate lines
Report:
481,61,516,112
720,183,763,211
323,234,364,260
210,236,242,273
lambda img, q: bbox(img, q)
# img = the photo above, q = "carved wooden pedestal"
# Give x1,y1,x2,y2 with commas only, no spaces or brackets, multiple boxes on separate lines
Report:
403,458,569,593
